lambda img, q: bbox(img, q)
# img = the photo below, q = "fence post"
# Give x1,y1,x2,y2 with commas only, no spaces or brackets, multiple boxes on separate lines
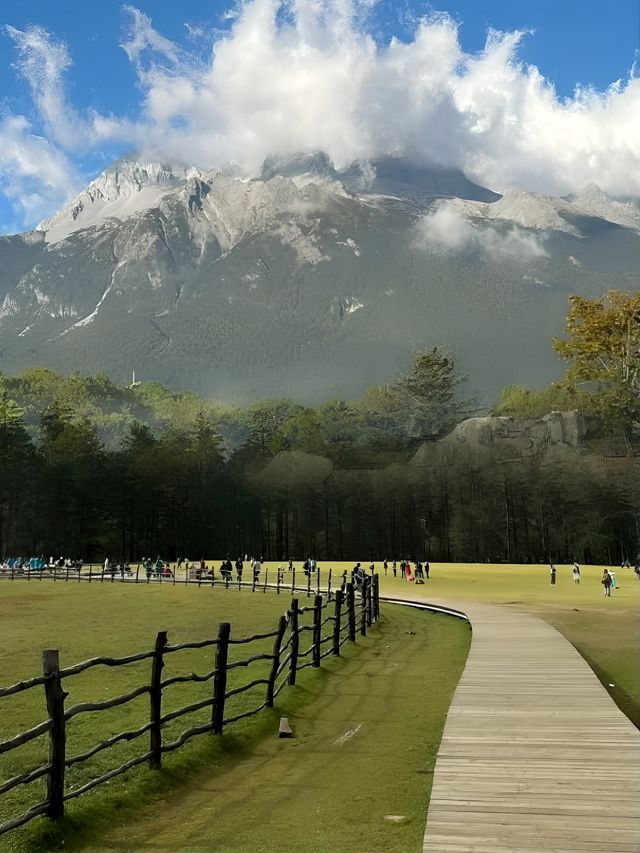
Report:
264,568,268,593
306,570,311,598
149,630,167,769
347,583,356,642
212,622,231,734
366,577,373,627
266,613,288,707
312,594,323,668
316,568,321,595
360,578,368,636
291,568,296,594
42,650,66,819
332,589,343,656
289,598,299,686
372,574,380,621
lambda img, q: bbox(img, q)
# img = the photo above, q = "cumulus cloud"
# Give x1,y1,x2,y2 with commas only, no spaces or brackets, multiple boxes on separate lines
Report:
2,1,640,229
0,116,82,227
416,200,548,259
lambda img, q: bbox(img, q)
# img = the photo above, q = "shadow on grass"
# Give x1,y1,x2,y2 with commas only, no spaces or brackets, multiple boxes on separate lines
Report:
10,654,358,853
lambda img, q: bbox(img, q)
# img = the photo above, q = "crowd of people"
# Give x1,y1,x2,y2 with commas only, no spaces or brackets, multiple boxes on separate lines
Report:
2,554,638,592
0,555,84,573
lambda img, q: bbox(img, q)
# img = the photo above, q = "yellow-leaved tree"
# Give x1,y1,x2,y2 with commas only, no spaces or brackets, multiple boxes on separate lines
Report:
553,290,640,436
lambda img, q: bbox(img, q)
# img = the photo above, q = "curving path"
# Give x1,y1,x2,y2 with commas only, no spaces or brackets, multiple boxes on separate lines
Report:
391,597,640,853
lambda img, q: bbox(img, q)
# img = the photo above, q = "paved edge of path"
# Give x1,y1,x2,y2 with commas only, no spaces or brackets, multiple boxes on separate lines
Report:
385,595,640,853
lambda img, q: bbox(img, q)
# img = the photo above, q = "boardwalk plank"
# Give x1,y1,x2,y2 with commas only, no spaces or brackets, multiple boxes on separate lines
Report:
415,600,640,853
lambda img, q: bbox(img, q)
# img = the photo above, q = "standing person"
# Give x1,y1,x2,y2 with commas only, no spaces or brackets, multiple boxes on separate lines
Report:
425,561,430,580
572,562,581,584
288,560,293,572
400,559,406,579
549,563,556,586
609,569,617,590
383,559,388,576
253,559,262,581
393,560,397,578
602,569,612,597
369,561,375,575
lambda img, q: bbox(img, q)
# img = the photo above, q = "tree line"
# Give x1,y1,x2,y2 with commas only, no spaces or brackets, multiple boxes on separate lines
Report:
1,291,638,564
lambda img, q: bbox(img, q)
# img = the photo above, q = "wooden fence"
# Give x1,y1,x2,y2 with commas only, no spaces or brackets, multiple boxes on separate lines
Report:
0,563,369,601
0,575,380,837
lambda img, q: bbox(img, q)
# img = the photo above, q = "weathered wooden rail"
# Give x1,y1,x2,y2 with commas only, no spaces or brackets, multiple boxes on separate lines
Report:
0,576,379,837
0,563,369,602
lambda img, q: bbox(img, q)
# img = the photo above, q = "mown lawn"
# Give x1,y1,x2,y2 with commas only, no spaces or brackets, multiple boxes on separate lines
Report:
0,580,470,853
371,561,640,726
0,583,291,852
2,560,637,852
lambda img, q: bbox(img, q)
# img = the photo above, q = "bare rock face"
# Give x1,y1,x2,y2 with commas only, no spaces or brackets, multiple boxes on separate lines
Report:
252,412,588,493
412,410,585,466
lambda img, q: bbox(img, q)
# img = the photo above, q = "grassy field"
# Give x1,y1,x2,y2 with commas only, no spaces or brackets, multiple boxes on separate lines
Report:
0,584,291,852
370,561,640,727
1,560,637,852
0,580,470,852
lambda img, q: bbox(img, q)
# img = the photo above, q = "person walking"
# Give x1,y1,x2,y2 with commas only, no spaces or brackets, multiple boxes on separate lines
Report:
572,562,581,584
602,569,612,597
609,569,617,590
425,560,430,580
383,559,388,576
400,559,406,579
393,560,397,578
549,563,556,586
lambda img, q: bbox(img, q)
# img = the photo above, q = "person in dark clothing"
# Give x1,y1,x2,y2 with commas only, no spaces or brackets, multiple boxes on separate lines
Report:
383,559,388,575
425,561,430,579
550,563,556,585
400,560,406,578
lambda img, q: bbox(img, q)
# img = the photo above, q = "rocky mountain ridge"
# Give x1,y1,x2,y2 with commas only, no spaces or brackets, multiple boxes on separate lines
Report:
1,153,638,403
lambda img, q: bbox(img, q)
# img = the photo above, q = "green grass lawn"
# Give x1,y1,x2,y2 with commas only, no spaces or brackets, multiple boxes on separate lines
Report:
0,583,291,852
77,607,470,853
1,560,637,852
370,561,640,727
0,581,470,853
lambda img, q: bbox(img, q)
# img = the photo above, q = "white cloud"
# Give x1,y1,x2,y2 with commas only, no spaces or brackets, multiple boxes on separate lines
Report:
2,1,640,230
0,115,81,228
416,200,548,259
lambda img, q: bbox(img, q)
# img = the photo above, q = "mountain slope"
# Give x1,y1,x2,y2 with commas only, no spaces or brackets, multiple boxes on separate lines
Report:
0,155,638,403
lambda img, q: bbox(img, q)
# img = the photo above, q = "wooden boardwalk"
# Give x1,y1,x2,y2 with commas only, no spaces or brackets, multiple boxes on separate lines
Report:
414,600,640,853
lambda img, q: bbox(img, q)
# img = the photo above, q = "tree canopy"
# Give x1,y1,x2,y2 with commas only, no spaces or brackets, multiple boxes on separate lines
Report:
553,290,640,433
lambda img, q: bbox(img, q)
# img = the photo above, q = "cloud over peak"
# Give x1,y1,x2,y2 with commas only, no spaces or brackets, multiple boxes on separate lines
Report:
2,1,640,229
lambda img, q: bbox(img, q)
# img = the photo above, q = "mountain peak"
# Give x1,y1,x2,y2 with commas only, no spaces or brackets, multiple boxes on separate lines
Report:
38,156,195,245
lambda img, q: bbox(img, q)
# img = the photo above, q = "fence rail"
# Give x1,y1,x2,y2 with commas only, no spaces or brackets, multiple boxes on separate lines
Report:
0,563,369,603
0,575,380,838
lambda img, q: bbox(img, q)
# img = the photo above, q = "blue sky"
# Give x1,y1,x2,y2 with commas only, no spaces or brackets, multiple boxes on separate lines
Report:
1,0,639,233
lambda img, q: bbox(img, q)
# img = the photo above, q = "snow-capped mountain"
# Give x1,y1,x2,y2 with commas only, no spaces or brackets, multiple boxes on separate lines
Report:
1,154,638,403
38,159,202,244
